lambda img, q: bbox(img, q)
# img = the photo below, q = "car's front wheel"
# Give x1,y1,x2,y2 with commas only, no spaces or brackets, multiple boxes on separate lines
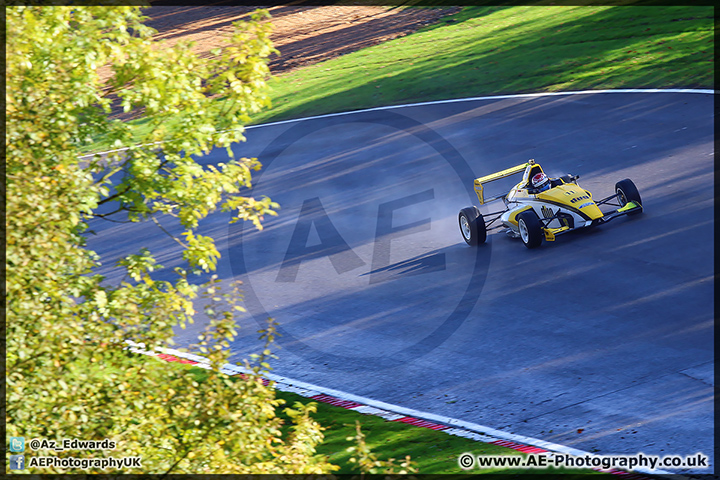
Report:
459,207,486,246
615,179,642,216
517,210,543,249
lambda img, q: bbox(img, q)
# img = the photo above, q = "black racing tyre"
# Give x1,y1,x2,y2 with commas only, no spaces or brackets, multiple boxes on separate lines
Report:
615,179,642,216
517,210,543,249
458,206,486,246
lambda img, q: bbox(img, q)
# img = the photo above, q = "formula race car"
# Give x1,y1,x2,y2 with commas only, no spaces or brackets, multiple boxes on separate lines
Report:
458,159,642,248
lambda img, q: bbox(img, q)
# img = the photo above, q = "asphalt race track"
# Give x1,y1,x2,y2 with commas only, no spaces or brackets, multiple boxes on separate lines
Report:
88,91,714,473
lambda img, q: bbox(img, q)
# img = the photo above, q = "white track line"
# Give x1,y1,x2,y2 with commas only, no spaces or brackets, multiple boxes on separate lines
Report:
78,88,714,159
127,341,679,477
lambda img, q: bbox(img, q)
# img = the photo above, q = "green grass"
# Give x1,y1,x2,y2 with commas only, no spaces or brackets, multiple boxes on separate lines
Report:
280,389,602,475
87,6,712,153
182,363,609,475
254,5,713,125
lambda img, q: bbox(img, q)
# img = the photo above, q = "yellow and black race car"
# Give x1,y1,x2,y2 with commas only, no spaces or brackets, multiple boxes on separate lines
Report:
459,159,643,248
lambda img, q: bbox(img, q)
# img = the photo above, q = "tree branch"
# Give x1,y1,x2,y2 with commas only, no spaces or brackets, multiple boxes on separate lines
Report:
151,216,188,249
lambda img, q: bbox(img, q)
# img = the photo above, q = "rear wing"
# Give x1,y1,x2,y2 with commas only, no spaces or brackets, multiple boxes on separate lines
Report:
473,161,532,204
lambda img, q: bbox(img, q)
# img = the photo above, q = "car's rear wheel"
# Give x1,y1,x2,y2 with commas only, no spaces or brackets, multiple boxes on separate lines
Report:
459,207,486,246
615,179,642,216
517,211,543,249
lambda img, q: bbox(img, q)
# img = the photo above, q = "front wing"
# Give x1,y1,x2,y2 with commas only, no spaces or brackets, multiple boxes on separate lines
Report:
538,200,642,241
592,200,642,226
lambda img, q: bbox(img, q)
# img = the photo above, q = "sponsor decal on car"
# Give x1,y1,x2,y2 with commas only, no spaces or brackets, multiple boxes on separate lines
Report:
571,195,591,203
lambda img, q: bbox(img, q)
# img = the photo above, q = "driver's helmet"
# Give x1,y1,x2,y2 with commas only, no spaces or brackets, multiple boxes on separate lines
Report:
532,172,550,191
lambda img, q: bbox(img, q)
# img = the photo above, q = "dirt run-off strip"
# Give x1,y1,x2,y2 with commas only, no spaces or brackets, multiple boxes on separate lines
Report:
143,5,461,75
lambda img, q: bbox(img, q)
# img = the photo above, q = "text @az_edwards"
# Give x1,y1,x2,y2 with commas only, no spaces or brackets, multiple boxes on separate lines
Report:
458,452,710,471
28,437,116,452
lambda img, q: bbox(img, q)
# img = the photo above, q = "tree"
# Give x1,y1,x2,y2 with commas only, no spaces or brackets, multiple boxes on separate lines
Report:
5,5,338,473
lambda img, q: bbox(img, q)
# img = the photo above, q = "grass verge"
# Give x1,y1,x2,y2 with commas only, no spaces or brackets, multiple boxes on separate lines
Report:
255,5,712,125
182,363,610,475
87,5,712,153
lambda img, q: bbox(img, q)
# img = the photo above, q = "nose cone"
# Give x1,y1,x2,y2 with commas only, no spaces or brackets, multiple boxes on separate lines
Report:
537,184,603,220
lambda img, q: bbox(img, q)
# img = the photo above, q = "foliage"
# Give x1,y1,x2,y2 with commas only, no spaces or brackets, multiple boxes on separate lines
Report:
346,422,418,476
4,5,342,473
